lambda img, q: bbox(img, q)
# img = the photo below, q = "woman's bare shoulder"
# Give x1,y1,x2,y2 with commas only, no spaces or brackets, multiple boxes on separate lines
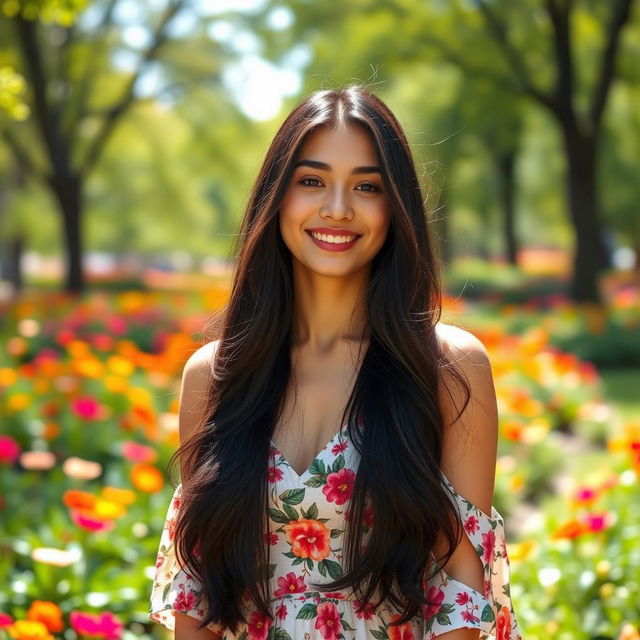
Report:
183,339,221,381
435,321,489,361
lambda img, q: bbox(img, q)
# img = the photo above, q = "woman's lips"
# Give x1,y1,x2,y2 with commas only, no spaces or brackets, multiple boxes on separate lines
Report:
305,230,360,252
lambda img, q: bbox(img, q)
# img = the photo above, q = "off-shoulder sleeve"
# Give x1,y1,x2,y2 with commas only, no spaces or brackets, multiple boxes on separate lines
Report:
148,483,223,636
421,474,522,640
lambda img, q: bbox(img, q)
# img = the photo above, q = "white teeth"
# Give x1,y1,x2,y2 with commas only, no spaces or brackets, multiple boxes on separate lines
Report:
310,232,357,244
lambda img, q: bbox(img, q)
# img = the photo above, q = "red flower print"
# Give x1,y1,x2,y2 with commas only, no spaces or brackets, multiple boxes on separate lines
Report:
275,604,287,620
273,572,307,597
484,579,492,597
324,592,345,599
174,589,197,612
353,600,376,620
482,529,496,565
332,440,348,455
283,519,331,561
461,610,480,623
167,518,176,542
496,606,512,640
388,613,415,640
363,506,374,528
322,468,356,505
264,532,279,545
423,586,445,619
464,515,480,535
314,601,342,640
268,466,284,483
247,610,270,640
455,592,471,605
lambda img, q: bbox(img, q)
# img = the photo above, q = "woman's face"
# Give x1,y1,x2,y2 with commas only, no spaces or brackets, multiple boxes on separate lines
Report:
278,123,391,278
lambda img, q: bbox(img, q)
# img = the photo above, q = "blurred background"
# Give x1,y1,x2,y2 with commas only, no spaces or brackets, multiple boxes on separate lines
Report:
0,0,639,639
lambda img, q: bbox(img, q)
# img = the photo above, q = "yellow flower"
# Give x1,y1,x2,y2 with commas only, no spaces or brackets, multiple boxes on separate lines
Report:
8,619,54,640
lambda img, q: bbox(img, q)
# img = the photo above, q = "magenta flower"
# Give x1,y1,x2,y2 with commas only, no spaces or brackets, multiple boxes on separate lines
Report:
70,611,123,640
71,396,101,420
0,435,21,464
121,441,157,463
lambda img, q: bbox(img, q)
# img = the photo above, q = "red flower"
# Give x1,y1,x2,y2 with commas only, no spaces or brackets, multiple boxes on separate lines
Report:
283,519,331,561
423,586,445,619
353,600,376,620
314,602,342,640
322,468,356,505
268,466,284,483
247,610,270,640
388,613,415,640
332,441,348,454
461,610,480,623
455,592,470,605
273,572,306,597
496,606,512,640
275,604,287,620
481,529,496,565
174,589,197,613
264,532,279,545
464,515,480,535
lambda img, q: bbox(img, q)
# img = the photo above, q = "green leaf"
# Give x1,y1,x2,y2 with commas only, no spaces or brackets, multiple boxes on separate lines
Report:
324,558,343,580
296,603,317,620
269,508,293,524
317,559,327,577
283,504,299,522
306,503,319,520
481,604,496,622
280,488,305,506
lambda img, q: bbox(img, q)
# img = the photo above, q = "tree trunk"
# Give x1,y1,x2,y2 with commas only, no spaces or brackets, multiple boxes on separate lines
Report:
561,126,607,303
2,235,25,293
51,173,84,293
497,150,518,266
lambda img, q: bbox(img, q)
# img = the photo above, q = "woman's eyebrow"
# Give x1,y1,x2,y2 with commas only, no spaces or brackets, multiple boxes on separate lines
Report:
294,159,381,174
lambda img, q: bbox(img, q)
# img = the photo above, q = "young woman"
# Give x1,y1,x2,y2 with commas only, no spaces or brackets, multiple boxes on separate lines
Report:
149,86,521,640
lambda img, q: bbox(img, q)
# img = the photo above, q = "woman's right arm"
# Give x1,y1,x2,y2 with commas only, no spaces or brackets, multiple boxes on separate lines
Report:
175,341,222,640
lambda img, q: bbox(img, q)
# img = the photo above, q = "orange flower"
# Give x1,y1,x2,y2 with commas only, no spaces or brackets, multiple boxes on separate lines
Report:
63,490,97,512
7,619,54,640
552,519,587,540
131,463,164,493
26,601,64,633
283,518,331,561
501,420,524,442
496,606,512,640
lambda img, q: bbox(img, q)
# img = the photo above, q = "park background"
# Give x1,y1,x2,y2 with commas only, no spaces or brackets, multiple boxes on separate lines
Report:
1,0,639,638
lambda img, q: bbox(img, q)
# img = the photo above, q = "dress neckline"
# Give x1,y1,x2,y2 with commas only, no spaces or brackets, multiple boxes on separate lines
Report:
270,421,349,481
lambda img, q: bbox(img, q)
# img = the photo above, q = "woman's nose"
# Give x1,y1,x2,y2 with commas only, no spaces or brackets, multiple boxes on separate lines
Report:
321,187,353,218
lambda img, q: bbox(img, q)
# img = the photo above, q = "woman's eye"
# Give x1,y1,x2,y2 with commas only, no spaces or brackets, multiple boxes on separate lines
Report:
300,178,323,187
357,183,381,193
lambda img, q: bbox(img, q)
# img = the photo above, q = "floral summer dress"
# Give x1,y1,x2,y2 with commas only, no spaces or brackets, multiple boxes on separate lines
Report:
149,423,522,640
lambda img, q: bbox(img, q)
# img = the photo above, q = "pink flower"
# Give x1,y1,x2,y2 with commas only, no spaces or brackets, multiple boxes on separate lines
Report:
0,612,14,628
273,572,307,597
0,436,21,464
174,588,197,613
314,602,342,640
455,592,471,605
70,510,114,533
423,586,445,619
353,600,376,620
275,604,287,620
481,529,496,565
461,610,480,623
121,441,157,463
268,466,284,483
71,396,101,420
247,610,270,640
322,468,355,505
464,515,480,535
332,441,348,454
70,611,123,640
584,513,610,532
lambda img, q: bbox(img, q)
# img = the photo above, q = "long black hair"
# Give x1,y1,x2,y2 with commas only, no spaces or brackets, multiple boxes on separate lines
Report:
167,84,471,634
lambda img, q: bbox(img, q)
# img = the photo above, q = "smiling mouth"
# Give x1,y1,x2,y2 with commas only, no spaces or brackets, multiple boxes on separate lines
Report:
306,230,360,244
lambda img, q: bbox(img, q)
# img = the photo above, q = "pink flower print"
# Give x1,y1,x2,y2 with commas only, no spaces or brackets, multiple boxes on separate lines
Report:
464,515,480,535
247,610,270,640
275,604,287,620
484,578,492,597
461,610,480,623
455,592,471,605
323,468,356,505
332,440,348,455
353,600,376,620
174,588,197,612
268,466,284,483
167,518,176,542
314,602,342,640
423,586,445,619
482,529,496,565
264,531,279,545
273,572,307,597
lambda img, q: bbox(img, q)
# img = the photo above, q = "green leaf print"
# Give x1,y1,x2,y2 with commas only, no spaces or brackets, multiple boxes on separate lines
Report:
162,582,171,602
341,617,355,631
280,488,305,505
371,628,389,640
330,528,342,538
291,556,304,565
481,603,496,622
238,632,249,640
308,458,327,477
502,582,511,597
272,628,293,640
331,454,345,472
283,503,299,521
306,557,313,570
324,558,343,579
317,559,327,577
306,503,319,520
303,476,324,488
269,508,293,524
297,603,318,619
